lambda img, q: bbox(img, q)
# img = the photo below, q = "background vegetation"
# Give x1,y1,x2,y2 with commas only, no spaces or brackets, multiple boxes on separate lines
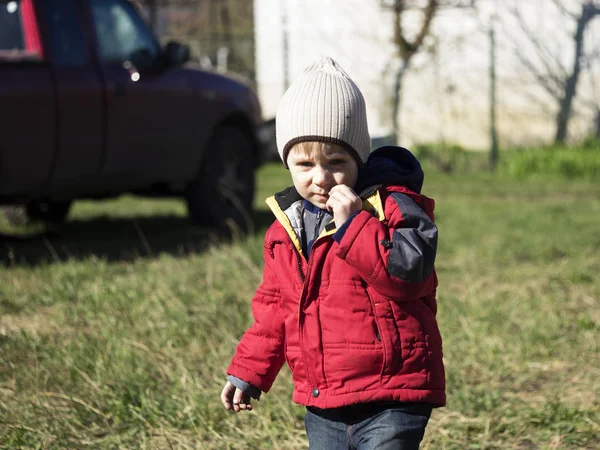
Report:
414,139,600,180
1,149,599,449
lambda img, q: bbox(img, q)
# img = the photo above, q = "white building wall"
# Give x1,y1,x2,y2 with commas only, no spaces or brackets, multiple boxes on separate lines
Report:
255,0,600,149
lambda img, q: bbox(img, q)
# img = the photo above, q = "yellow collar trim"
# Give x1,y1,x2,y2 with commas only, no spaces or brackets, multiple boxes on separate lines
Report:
265,196,303,254
362,188,386,221
266,188,386,256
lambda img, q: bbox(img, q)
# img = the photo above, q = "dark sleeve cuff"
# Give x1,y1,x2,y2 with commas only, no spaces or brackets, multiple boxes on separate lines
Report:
227,375,262,400
332,211,360,243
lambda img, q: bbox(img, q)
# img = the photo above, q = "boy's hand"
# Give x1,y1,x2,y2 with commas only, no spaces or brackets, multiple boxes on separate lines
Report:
326,184,363,229
220,381,253,412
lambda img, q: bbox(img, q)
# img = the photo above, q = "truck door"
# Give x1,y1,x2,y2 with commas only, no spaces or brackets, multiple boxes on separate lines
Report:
87,0,196,187
0,0,55,198
35,0,104,197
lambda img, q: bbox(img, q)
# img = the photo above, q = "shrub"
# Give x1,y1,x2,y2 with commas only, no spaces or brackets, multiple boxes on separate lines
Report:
503,141,600,180
412,142,487,173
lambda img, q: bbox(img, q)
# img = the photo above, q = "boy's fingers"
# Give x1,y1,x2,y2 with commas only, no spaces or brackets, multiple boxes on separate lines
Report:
245,393,253,409
336,188,362,210
328,194,360,216
232,388,245,412
240,393,252,410
231,389,253,412
329,189,358,206
232,388,244,403
327,193,346,207
220,383,234,410
330,184,351,193
329,187,348,199
325,198,335,212
330,184,358,199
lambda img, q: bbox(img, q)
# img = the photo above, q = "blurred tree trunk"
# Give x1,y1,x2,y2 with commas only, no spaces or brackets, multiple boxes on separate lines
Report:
220,0,233,53
555,1,600,143
595,107,600,139
385,0,437,144
391,63,408,145
489,23,499,171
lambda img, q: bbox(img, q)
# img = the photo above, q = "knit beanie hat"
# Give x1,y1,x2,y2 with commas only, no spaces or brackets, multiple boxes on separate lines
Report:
276,56,371,166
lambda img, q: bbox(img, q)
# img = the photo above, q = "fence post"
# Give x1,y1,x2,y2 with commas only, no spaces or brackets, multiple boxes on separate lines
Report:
489,20,499,171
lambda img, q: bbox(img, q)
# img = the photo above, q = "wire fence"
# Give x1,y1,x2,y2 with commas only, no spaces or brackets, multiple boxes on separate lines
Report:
138,0,256,83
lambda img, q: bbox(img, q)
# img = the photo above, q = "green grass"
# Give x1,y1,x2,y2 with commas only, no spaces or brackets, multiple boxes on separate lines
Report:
1,164,599,449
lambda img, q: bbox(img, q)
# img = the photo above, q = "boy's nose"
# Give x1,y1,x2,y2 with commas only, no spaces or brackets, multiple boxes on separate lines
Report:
313,166,332,186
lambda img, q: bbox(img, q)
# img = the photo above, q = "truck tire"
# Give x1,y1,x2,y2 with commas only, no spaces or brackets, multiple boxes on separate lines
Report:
26,201,72,224
185,125,255,230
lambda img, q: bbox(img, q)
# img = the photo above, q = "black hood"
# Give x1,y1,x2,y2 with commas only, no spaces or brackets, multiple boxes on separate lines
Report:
355,146,424,194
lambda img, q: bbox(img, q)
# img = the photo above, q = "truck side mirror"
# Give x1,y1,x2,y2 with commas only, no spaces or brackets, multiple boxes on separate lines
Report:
164,42,190,67
129,48,156,72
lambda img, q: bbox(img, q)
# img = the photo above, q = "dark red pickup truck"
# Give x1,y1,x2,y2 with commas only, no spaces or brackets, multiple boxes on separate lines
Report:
0,0,265,227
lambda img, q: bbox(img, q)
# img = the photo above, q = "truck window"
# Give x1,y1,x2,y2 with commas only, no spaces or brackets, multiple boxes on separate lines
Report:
90,0,160,69
36,0,87,66
0,1,24,51
0,0,42,58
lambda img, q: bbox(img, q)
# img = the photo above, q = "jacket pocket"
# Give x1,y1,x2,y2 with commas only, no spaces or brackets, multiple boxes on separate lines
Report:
415,300,445,389
284,341,294,371
365,287,403,383
416,300,443,346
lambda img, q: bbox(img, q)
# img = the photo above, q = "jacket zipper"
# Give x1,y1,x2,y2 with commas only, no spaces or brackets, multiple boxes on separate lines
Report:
292,241,305,283
292,237,323,397
366,288,383,342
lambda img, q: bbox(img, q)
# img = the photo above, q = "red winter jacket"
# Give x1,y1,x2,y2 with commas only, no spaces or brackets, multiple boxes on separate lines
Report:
227,147,446,409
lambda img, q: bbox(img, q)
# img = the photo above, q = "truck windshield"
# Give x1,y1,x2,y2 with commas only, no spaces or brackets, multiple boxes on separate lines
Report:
0,1,24,51
90,0,160,67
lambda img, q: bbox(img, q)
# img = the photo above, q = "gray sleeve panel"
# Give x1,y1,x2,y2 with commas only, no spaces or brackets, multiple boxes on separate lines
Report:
227,375,262,400
386,193,438,283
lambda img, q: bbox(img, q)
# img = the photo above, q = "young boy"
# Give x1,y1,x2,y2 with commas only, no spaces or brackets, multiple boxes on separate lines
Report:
221,56,445,450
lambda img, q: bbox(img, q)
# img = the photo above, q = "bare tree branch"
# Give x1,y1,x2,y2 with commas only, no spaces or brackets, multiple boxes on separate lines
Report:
506,0,600,142
514,50,564,99
502,76,558,118
510,5,569,85
550,0,578,20
380,0,479,143
391,0,438,62
380,0,475,9
582,46,600,70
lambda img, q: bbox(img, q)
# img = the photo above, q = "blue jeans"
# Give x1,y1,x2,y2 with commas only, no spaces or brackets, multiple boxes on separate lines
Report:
304,403,432,450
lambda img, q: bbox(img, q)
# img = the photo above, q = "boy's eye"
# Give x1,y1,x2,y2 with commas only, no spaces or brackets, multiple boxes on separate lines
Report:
297,161,313,167
329,159,346,165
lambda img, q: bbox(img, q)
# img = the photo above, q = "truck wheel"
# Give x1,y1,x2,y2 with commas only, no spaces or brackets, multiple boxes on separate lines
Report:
26,201,72,224
185,126,255,230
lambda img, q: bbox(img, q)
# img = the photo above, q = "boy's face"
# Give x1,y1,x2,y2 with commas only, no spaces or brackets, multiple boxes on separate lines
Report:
287,142,359,209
